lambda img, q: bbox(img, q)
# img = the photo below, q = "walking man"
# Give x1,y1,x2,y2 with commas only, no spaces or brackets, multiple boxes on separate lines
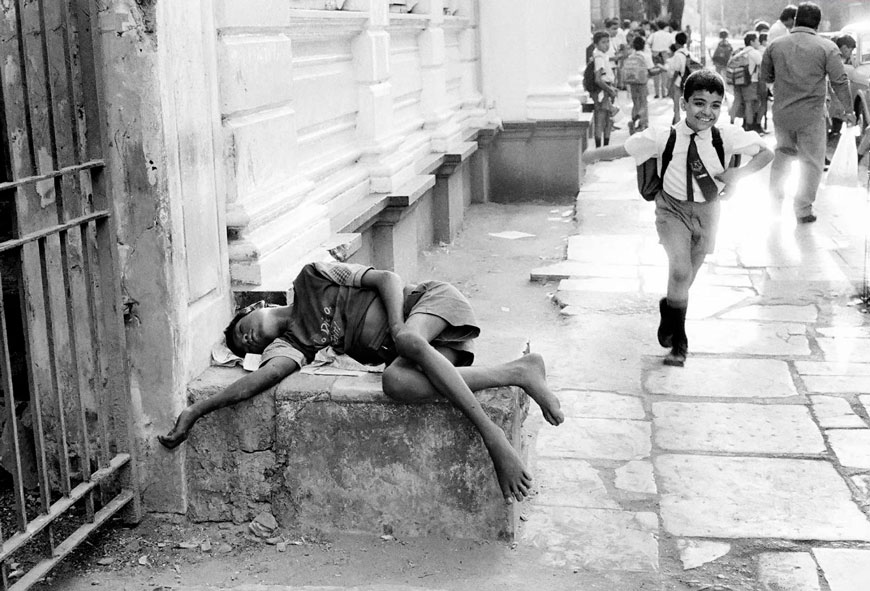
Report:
760,2,854,224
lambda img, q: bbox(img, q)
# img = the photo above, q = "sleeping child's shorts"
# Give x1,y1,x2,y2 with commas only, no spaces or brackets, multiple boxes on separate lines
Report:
367,280,480,367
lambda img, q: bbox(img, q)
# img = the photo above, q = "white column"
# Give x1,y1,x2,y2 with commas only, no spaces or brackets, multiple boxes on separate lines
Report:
479,1,589,123
524,0,587,121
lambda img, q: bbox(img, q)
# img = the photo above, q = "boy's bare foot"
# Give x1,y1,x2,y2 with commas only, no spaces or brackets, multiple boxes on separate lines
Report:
157,408,195,450
514,353,565,426
486,434,533,503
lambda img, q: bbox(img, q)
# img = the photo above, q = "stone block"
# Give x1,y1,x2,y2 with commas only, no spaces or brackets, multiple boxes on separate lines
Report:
185,367,277,524
272,373,529,540
185,367,529,540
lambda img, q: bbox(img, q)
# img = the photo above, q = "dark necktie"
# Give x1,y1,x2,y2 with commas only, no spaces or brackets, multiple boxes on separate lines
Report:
686,133,719,202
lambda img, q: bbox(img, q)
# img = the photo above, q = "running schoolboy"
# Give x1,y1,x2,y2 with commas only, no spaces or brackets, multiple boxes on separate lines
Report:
582,70,773,366
159,261,565,503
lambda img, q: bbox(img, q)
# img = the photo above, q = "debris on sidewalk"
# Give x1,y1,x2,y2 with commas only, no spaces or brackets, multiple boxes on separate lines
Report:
488,230,536,240
248,511,279,538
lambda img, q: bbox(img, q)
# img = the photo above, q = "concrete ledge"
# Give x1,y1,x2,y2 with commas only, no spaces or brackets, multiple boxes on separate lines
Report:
185,367,529,540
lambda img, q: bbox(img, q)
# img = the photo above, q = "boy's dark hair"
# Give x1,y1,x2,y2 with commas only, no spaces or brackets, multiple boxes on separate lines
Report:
605,17,618,29
759,32,768,45
682,69,725,101
744,32,758,46
836,34,856,50
656,19,668,29
719,28,730,39
780,4,798,22
593,30,610,45
795,2,821,29
754,21,770,32
675,31,687,46
623,19,631,29
632,35,646,51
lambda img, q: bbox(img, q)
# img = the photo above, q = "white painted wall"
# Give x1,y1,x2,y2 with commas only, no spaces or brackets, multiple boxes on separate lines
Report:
479,0,590,122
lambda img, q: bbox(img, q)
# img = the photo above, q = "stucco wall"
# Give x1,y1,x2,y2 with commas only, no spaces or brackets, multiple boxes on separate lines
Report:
100,0,487,513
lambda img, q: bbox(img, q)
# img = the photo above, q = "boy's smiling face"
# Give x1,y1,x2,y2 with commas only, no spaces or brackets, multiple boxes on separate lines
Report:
682,90,722,132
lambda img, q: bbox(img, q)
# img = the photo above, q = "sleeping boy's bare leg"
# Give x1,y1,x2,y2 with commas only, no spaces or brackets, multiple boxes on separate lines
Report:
390,313,534,502
383,353,564,426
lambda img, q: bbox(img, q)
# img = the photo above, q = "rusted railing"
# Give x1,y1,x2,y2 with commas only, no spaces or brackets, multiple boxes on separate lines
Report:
0,1,140,589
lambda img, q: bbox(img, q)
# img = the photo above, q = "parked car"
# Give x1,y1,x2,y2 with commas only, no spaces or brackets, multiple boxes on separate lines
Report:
840,22,870,131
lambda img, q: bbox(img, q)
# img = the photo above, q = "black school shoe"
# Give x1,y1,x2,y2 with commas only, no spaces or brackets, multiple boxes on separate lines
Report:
657,298,674,348
797,214,817,224
663,305,688,367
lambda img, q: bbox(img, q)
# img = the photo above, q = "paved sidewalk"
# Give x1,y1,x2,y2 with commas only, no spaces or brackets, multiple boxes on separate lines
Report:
523,96,870,590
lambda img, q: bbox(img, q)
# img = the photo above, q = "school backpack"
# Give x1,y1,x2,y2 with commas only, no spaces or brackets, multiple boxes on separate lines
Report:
725,49,752,87
681,50,704,89
711,40,733,67
622,52,649,85
583,57,598,94
636,127,727,201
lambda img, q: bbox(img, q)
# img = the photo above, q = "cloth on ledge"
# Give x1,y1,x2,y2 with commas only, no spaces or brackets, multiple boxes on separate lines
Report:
211,339,383,376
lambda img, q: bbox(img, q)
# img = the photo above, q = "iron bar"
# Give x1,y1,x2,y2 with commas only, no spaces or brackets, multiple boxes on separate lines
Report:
0,161,103,194
36,237,71,497
8,489,134,591
0,453,130,564
0,210,109,254
11,0,37,177
0,269,27,532
79,221,110,470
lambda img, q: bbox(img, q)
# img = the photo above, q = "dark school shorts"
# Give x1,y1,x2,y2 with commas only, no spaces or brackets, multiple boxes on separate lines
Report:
655,190,722,258
364,280,480,367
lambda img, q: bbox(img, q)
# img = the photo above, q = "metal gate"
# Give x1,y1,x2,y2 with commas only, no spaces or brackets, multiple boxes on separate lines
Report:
0,1,141,589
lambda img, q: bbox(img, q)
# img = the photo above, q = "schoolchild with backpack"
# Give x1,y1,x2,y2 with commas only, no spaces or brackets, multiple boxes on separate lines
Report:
669,32,702,125
581,70,773,366
623,35,662,133
585,30,620,147
711,29,733,79
726,32,764,132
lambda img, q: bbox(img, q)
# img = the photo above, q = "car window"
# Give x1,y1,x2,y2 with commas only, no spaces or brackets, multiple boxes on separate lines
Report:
861,33,870,63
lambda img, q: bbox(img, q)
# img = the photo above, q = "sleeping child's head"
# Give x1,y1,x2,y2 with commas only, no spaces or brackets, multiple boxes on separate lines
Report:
224,301,288,357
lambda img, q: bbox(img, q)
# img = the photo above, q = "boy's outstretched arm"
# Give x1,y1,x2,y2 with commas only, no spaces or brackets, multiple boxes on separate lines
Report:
582,144,630,164
715,145,774,195
159,356,299,449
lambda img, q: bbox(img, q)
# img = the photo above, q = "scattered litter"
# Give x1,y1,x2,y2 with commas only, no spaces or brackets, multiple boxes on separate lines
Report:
175,541,198,550
380,534,396,542
96,557,114,565
173,564,181,575
265,536,283,545
200,540,212,552
509,542,518,550
519,514,528,522
561,211,572,217
277,542,287,552
8,569,24,579
550,209,559,213
488,231,535,240
157,542,166,548
137,555,150,566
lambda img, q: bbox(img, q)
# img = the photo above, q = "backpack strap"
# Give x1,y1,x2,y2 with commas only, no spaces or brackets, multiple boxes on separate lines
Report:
660,127,678,178
711,126,725,168
661,127,726,188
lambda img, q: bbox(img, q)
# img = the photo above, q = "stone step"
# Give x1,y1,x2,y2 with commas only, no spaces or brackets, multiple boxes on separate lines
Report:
184,367,529,541
231,232,362,293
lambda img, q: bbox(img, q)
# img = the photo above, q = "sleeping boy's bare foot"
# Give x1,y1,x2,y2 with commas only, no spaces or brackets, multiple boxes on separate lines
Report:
157,408,195,450
486,434,532,503
513,353,565,426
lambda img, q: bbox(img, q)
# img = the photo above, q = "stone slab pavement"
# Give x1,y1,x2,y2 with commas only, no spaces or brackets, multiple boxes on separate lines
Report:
524,97,870,590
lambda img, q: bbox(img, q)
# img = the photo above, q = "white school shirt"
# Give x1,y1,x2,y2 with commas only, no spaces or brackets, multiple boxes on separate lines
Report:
593,47,614,83
624,120,764,202
649,29,673,53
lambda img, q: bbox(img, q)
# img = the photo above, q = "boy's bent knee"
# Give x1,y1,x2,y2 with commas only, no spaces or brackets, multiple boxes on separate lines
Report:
393,329,430,360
